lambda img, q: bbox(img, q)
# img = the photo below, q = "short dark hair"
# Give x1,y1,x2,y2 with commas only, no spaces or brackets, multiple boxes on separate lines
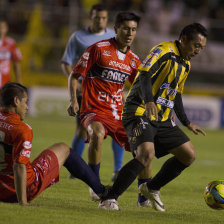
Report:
179,23,208,40
0,82,28,107
115,12,141,28
90,4,108,16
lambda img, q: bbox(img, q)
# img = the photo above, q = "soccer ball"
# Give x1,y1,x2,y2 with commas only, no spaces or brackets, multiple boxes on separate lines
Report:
204,180,224,209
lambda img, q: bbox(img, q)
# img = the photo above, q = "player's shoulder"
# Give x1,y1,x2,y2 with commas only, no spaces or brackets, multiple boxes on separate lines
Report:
15,122,33,142
105,27,115,35
17,121,32,132
95,39,111,48
154,41,178,55
24,122,32,131
4,36,16,46
128,49,140,60
70,28,88,39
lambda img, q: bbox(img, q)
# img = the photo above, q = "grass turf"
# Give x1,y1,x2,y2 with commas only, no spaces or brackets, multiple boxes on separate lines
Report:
1,115,224,224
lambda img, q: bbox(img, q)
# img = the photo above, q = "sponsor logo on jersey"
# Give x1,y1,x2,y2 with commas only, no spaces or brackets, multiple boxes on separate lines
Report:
82,52,89,60
0,51,11,60
20,149,31,158
77,59,87,68
96,41,111,47
141,48,162,67
101,69,128,83
130,59,137,68
0,113,7,120
0,121,13,130
23,141,32,149
0,60,10,74
103,50,111,56
160,83,177,96
109,60,131,71
156,96,174,109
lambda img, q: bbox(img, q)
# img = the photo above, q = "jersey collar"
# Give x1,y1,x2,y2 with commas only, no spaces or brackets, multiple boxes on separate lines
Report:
111,37,130,54
175,40,188,60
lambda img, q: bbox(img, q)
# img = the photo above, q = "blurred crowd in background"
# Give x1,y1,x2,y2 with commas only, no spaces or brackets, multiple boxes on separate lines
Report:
0,0,224,95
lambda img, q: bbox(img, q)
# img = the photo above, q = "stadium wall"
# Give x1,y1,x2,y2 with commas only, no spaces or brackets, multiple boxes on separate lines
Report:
28,87,224,129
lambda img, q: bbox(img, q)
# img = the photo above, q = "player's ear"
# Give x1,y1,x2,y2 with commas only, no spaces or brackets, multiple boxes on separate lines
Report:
13,96,20,107
181,35,188,44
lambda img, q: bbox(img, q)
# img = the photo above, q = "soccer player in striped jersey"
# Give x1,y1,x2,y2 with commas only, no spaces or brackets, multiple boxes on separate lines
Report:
99,23,208,211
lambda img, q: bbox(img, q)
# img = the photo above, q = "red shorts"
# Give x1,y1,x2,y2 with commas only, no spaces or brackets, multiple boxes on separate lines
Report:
27,149,59,201
81,113,130,151
0,149,59,203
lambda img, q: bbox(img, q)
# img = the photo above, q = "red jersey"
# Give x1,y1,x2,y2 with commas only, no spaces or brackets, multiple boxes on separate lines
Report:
0,37,22,87
73,38,141,120
0,110,35,199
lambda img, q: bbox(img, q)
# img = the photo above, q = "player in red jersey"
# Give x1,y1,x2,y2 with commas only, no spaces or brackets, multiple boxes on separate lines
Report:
0,19,22,87
68,12,152,206
0,82,108,205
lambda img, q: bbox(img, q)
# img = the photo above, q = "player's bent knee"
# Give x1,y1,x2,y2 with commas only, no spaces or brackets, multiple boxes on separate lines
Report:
90,129,105,142
187,147,196,165
49,142,70,165
135,145,155,167
181,147,196,166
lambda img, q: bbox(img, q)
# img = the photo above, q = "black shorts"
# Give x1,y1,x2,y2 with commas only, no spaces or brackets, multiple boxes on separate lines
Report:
122,116,190,158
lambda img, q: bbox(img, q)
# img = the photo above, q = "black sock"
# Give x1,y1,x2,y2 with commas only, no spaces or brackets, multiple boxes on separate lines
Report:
105,158,145,200
64,149,104,195
147,156,188,190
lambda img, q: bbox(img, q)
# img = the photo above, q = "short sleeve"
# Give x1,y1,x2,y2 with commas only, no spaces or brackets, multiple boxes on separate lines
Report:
61,33,77,66
72,44,100,78
13,126,33,165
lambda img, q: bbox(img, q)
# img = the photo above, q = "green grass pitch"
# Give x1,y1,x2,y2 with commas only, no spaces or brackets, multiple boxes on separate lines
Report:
1,115,224,224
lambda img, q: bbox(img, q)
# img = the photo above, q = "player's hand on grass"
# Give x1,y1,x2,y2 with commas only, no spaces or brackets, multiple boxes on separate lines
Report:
18,200,30,206
145,102,158,121
187,123,206,136
19,202,39,206
67,101,79,116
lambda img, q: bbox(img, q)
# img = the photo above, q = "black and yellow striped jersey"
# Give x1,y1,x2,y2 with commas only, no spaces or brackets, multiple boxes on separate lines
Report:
122,40,191,122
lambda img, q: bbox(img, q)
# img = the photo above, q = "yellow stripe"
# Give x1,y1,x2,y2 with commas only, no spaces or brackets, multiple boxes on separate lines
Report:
161,108,171,121
152,61,170,95
134,101,145,116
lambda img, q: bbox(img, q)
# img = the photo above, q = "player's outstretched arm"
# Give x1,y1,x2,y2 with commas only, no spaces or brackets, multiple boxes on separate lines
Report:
187,123,206,136
13,162,29,205
68,71,80,116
